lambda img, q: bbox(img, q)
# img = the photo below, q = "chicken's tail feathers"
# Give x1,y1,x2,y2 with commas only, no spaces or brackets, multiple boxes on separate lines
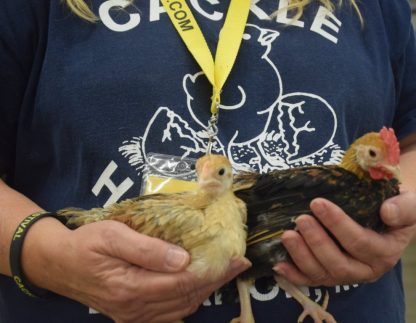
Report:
57,207,105,228
246,228,285,246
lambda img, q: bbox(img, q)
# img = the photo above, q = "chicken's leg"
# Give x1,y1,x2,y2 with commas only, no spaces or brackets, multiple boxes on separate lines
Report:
230,278,255,323
274,275,336,323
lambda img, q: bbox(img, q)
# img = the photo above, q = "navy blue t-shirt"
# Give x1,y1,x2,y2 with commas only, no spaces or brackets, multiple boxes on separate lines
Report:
1,0,416,322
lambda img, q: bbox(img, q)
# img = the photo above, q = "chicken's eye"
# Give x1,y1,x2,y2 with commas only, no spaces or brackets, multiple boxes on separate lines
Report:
368,149,377,158
218,168,225,176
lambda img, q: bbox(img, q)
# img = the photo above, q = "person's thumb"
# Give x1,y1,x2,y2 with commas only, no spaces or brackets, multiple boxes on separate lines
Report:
99,220,190,272
381,191,416,227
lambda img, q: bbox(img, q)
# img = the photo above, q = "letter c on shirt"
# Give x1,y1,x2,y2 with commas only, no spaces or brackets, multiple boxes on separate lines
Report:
99,0,140,32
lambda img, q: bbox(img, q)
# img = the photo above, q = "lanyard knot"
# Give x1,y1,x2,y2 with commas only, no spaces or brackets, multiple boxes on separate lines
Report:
210,89,221,114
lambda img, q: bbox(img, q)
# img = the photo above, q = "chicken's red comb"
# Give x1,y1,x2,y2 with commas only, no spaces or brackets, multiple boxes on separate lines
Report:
380,127,400,164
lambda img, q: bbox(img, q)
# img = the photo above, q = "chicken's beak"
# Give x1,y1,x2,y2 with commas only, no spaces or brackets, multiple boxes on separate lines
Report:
198,163,220,189
199,163,212,182
383,164,401,182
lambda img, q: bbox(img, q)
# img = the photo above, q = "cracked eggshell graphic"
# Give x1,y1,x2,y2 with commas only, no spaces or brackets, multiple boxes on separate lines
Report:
258,92,337,167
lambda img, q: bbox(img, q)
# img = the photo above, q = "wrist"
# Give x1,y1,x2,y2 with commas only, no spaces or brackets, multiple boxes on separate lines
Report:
19,215,72,295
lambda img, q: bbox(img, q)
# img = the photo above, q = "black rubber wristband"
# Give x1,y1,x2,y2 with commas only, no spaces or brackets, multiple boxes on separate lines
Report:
10,211,58,298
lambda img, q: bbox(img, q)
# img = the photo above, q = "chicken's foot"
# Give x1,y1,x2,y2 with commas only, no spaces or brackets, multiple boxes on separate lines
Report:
229,278,255,323
274,275,337,323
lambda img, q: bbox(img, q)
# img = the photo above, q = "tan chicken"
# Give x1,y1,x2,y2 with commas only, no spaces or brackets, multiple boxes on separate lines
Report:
59,154,247,280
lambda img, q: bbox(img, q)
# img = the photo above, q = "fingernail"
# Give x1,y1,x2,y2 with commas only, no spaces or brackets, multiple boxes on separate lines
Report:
165,246,189,269
273,265,285,276
312,200,327,217
283,236,298,249
385,203,400,225
231,258,251,271
296,218,311,232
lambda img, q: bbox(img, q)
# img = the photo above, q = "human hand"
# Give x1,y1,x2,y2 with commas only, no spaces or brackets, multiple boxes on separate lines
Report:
30,220,250,323
273,191,416,287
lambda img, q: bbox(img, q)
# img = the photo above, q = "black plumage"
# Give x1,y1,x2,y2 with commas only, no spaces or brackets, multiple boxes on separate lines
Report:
234,166,400,280
223,129,401,323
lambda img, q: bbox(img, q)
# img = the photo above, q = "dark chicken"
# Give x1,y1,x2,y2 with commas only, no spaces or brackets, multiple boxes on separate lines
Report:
230,127,401,323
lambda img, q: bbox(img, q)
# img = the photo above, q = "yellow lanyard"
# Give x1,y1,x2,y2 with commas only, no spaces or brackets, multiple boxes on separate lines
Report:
161,0,251,115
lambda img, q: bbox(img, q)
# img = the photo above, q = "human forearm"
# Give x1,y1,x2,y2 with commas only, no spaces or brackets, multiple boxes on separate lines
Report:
0,179,72,292
0,179,44,276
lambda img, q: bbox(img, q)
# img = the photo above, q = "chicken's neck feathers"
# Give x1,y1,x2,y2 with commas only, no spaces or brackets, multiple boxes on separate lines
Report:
340,144,368,179
189,186,232,206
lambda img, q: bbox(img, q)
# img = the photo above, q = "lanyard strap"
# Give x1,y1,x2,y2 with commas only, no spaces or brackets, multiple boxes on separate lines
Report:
161,0,250,114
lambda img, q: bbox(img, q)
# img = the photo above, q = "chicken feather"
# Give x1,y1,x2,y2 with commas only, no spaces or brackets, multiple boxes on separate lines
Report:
59,154,247,281
227,127,401,323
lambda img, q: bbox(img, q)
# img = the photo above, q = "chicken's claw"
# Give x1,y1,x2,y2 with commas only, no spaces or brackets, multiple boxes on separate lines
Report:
230,279,255,323
297,291,336,323
230,316,255,323
274,275,337,323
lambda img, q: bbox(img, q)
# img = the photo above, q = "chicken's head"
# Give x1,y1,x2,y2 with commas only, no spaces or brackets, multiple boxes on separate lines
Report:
351,127,401,181
195,154,234,194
